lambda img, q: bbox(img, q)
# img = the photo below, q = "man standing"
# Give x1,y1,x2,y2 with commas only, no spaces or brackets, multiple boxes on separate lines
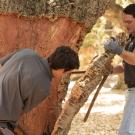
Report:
104,4,135,135
0,46,80,135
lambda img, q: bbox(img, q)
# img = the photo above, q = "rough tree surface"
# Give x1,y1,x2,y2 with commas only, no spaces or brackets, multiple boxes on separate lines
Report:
51,33,128,135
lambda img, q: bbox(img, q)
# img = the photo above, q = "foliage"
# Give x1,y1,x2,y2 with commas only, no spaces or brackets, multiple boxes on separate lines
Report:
79,15,123,69
79,0,133,69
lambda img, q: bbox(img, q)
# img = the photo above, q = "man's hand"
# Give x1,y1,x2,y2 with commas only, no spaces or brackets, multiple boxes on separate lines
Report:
104,38,123,55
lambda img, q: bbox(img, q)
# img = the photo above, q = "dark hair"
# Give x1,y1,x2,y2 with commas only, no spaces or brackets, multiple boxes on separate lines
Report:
123,4,135,18
48,46,80,71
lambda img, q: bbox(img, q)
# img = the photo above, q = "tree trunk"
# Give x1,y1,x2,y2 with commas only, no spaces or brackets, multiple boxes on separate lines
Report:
0,0,115,135
51,33,128,135
51,53,114,135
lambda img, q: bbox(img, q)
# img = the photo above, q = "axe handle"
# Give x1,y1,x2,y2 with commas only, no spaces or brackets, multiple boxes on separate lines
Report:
83,75,108,122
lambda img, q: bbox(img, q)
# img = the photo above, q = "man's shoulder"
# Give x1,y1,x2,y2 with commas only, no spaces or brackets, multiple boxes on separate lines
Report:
16,48,38,57
18,48,36,54
8,49,40,63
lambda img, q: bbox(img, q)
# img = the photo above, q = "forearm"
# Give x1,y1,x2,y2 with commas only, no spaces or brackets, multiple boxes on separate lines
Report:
113,65,124,74
120,50,135,65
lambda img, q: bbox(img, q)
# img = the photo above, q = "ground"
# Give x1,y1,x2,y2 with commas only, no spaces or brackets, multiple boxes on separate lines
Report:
66,75,126,135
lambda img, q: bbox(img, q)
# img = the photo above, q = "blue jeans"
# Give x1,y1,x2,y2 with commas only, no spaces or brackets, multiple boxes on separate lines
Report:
119,88,135,135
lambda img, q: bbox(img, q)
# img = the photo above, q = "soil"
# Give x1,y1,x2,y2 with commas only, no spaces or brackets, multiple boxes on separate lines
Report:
66,75,126,135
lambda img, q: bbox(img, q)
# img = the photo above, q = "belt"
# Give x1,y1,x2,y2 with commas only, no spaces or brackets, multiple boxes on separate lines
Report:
0,121,27,135
0,128,15,135
0,122,16,131
126,82,135,88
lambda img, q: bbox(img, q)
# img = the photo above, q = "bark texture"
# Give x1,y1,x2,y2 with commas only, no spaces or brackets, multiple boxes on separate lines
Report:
52,53,113,135
0,0,114,29
51,33,128,135
0,0,116,135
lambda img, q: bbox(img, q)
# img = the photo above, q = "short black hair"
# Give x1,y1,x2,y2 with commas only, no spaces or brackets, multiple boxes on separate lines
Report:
123,4,135,18
48,46,80,71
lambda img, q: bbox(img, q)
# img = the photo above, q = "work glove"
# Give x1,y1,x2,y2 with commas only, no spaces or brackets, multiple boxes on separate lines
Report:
104,38,123,55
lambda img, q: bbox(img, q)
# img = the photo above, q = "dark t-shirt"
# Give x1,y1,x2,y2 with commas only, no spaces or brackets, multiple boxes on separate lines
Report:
124,35,135,84
0,49,52,121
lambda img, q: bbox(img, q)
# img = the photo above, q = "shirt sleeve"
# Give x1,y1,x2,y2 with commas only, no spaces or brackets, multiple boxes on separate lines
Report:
0,51,16,65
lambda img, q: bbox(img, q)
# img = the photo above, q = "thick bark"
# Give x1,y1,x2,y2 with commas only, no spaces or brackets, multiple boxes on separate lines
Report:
51,33,128,135
52,53,113,135
0,0,114,29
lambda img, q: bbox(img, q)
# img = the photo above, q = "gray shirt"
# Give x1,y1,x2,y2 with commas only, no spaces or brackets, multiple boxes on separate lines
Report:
0,49,52,122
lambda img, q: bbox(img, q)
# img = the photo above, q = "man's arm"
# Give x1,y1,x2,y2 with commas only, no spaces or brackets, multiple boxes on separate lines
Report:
113,65,124,74
120,50,135,65
104,38,135,65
